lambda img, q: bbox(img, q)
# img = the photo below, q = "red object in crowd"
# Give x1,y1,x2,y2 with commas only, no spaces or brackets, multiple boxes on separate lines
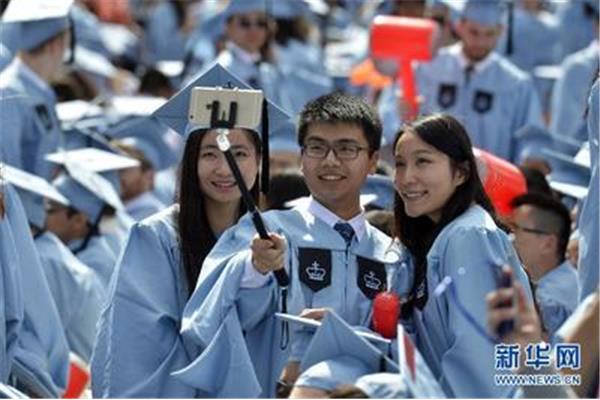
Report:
370,16,438,121
372,291,401,339
474,147,527,216
63,353,90,398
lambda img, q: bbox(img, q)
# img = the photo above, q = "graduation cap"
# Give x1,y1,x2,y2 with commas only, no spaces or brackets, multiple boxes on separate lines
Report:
223,0,268,19
153,61,290,193
298,311,398,374
1,0,73,52
45,148,140,172
361,174,395,210
1,163,69,229
461,0,504,26
271,0,311,19
270,120,300,154
53,161,124,224
107,117,179,171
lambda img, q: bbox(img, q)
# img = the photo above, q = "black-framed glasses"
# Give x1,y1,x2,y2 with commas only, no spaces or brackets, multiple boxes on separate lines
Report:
237,16,268,30
509,223,553,236
302,141,369,161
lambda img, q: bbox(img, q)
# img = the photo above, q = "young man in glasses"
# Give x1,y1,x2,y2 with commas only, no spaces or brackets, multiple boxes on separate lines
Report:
510,192,579,338
179,92,412,397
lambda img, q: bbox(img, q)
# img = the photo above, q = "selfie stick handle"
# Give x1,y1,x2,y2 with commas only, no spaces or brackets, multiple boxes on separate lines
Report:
216,131,290,288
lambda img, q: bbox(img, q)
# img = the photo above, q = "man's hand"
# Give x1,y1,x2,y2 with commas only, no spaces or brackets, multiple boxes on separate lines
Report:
251,233,286,275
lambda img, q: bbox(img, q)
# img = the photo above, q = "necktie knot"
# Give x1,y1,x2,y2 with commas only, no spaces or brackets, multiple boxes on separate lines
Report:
334,222,355,247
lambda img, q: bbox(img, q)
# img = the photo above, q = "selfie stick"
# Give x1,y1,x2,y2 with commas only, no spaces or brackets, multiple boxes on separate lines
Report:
212,100,289,288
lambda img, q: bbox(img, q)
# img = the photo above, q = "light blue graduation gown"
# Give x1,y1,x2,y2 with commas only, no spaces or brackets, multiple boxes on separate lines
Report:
125,191,166,221
413,44,543,161
535,261,579,338
70,235,117,289
143,1,189,63
0,60,61,180
408,205,532,398
577,79,599,302
0,189,24,383
2,183,69,397
35,231,105,362
556,1,597,59
497,8,560,73
91,205,198,398
103,209,135,258
550,40,599,142
177,205,412,397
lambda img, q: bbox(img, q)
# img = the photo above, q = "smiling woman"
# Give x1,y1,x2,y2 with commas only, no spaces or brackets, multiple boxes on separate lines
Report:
392,113,533,398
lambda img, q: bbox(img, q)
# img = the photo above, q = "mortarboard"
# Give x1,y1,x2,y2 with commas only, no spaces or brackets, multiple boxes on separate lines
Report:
52,162,124,224
1,0,73,52
2,163,69,229
45,148,140,173
461,0,504,26
108,117,179,171
297,311,398,374
153,61,290,192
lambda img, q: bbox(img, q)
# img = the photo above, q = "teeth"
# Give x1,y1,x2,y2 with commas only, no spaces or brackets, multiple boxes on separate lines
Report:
403,191,425,199
213,182,236,188
320,175,343,181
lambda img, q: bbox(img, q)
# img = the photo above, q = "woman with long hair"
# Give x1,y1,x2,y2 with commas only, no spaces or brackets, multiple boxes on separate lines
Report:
90,69,264,398
393,114,532,398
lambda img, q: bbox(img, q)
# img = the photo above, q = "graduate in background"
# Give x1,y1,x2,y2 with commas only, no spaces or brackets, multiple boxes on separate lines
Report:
4,165,105,364
91,63,286,398
509,192,579,338
0,182,24,385
379,0,543,161
393,114,532,397
0,178,69,397
0,0,74,180
177,92,411,397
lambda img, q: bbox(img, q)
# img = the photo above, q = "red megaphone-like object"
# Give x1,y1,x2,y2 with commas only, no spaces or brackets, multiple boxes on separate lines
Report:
474,148,527,216
372,291,400,339
370,16,438,121
63,353,90,398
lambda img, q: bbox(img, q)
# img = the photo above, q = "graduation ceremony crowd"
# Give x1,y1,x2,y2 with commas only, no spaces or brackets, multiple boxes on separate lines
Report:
0,0,598,398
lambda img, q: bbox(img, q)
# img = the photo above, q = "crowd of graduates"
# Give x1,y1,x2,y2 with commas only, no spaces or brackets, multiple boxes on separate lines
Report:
0,0,598,398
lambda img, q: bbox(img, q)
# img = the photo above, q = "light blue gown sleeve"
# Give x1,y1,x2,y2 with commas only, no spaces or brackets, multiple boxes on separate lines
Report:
91,220,196,398
435,226,530,398
0,209,24,383
36,233,105,362
577,79,599,302
0,96,26,171
177,213,286,397
4,184,69,397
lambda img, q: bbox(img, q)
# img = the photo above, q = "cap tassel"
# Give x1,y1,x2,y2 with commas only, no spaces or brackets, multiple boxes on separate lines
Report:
505,0,514,56
261,98,269,194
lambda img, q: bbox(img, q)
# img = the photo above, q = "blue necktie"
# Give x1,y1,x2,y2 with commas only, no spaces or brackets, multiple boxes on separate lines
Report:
334,222,355,247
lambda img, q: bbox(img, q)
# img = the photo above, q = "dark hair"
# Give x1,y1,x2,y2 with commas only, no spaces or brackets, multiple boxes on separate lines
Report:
510,192,571,262
273,17,310,46
265,169,309,210
519,166,553,196
393,114,498,311
297,92,382,153
177,128,261,296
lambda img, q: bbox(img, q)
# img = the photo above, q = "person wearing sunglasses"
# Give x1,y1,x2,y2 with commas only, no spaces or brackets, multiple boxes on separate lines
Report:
510,192,579,338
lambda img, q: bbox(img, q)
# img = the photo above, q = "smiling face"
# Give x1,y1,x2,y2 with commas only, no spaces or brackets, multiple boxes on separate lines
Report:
394,130,465,223
196,129,259,206
225,11,270,54
300,122,378,219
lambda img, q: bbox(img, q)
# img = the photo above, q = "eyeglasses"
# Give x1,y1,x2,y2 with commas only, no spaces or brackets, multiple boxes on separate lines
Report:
509,223,553,236
302,141,369,160
237,16,268,30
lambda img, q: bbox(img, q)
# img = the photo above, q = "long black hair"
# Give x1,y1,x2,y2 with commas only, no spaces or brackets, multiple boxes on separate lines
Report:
393,114,497,311
176,128,261,297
